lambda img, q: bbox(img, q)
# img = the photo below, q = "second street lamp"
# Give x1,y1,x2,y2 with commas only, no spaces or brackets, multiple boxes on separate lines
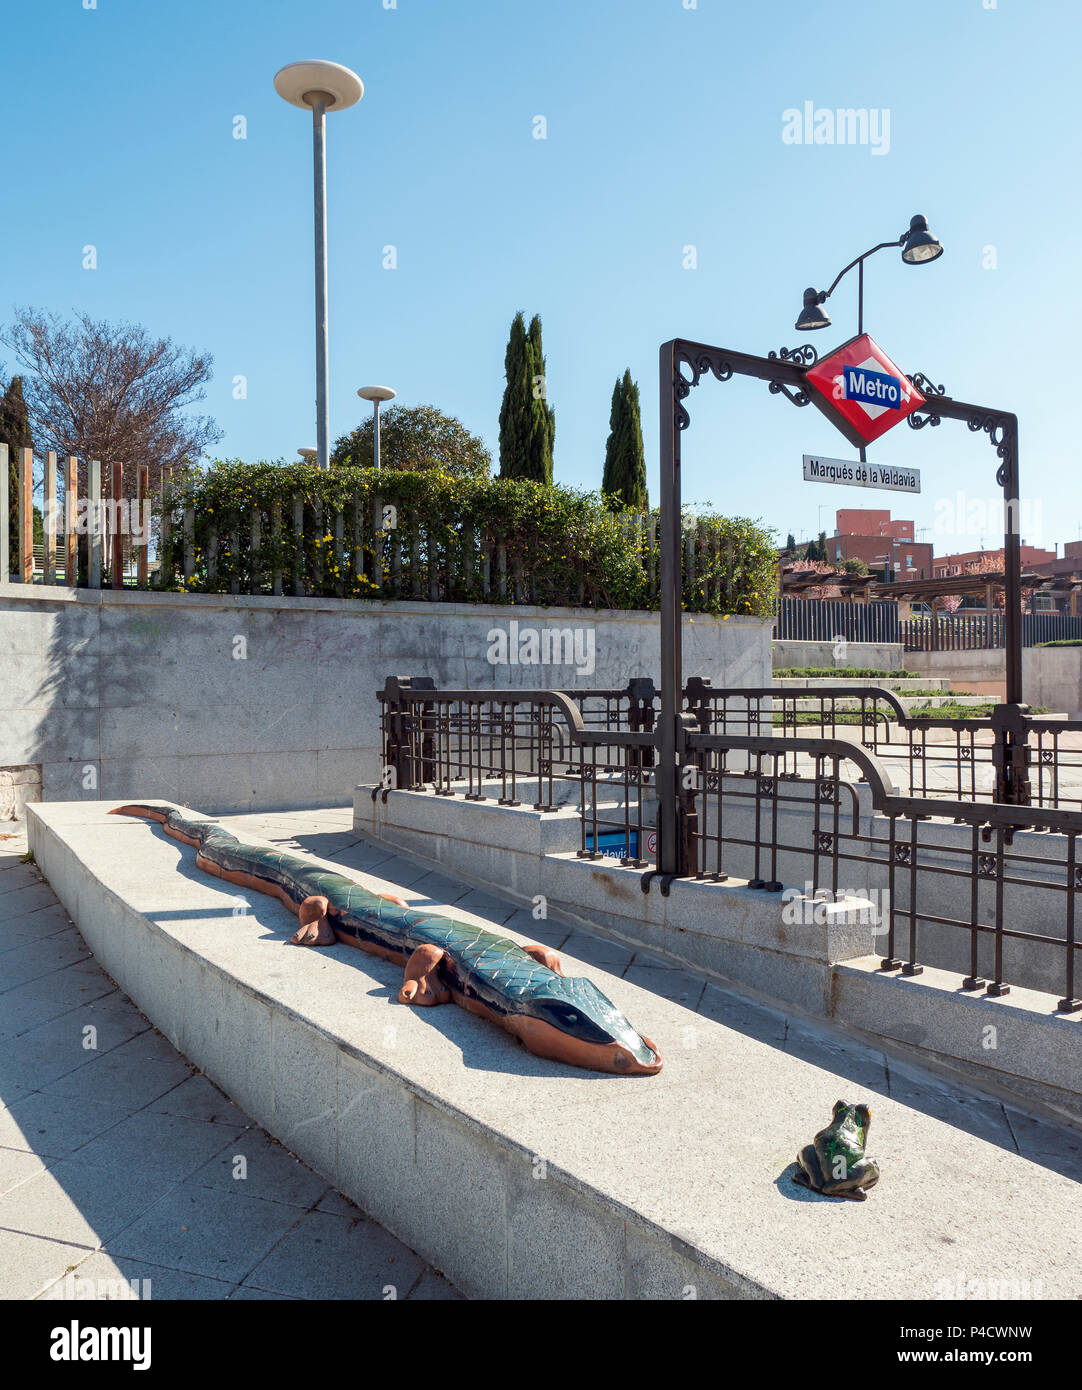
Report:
357,385,396,470
274,60,364,472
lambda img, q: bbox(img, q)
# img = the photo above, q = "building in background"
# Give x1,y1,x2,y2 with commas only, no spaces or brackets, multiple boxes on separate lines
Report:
826,508,934,581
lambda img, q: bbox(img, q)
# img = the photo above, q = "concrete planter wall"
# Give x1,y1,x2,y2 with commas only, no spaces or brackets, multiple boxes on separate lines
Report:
0,585,770,817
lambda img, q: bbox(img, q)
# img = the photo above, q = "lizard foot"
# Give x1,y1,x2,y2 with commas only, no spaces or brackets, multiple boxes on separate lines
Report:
399,944,451,1006
522,943,565,976
291,895,335,946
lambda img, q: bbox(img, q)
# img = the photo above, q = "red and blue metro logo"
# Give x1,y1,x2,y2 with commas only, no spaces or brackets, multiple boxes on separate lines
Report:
805,333,925,448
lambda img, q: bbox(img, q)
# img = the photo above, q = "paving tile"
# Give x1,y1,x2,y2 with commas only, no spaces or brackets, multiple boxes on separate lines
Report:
108,1185,304,1284
0,1145,51,1196
315,1187,361,1217
7,960,113,1010
146,1074,248,1127
0,1230,96,1300
41,1049,193,1111
407,1269,467,1301
0,881,59,921
0,994,149,1095
227,1284,299,1300
500,910,570,949
0,933,93,991
784,1024,890,1091
0,984,116,1041
407,870,472,907
190,1128,329,1208
75,1110,238,1182
696,984,789,1043
624,963,706,1009
241,1208,424,1301
1004,1108,1082,1180
0,1157,177,1248
561,930,634,971
40,1250,237,1301
887,1067,1015,1147
0,1092,131,1159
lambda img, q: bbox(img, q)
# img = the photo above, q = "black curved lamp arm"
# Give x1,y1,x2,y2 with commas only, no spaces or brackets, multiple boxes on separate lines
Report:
821,236,904,301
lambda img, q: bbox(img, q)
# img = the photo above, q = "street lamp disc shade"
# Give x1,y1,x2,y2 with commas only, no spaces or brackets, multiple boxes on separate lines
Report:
357,385,396,403
901,214,943,265
274,61,364,110
298,447,317,459
795,287,831,331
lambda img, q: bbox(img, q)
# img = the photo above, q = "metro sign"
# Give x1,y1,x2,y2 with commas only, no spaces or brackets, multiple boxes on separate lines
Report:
805,333,924,448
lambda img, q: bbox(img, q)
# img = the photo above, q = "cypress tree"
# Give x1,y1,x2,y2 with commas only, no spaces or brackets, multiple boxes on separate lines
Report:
602,370,647,512
525,314,555,484
498,312,532,478
785,532,797,553
0,377,33,574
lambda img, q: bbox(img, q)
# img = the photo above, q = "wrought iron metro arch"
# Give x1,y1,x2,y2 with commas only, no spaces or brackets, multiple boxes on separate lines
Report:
655,337,1027,878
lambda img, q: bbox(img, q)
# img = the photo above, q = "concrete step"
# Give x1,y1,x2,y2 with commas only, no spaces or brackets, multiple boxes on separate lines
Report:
773,677,953,693
29,800,1082,1300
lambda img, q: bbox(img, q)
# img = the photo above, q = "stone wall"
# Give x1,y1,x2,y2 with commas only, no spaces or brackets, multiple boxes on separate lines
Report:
905,646,1082,714
0,584,770,816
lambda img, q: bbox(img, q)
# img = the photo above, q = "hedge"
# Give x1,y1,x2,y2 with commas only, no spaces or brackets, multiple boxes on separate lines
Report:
156,461,777,618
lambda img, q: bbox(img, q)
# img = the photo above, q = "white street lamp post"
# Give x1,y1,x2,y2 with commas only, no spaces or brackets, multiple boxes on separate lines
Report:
274,60,364,471
357,385,396,469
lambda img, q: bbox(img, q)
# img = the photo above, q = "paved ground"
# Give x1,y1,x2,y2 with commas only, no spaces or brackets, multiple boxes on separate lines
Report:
0,818,463,1302
7,803,1082,1299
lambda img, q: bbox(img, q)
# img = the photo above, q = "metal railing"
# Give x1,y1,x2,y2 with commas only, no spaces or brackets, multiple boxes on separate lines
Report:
684,679,1082,813
377,673,1082,1012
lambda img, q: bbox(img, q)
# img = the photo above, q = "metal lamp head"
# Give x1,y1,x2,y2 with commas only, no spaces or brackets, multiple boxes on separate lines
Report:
796,288,831,331
901,214,943,265
274,61,364,111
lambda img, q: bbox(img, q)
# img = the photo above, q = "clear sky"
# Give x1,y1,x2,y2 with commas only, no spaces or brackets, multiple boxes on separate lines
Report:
3,0,1079,556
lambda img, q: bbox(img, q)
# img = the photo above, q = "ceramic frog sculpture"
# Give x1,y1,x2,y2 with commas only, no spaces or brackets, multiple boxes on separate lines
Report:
793,1100,879,1200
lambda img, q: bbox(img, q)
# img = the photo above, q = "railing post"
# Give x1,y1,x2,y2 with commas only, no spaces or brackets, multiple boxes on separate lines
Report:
0,443,8,581
137,465,149,589
88,459,102,588
110,461,124,588
65,456,77,586
19,447,33,584
657,342,682,877
43,452,57,585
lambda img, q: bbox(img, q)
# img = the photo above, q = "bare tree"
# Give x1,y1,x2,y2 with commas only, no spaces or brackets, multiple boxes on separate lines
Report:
2,308,222,496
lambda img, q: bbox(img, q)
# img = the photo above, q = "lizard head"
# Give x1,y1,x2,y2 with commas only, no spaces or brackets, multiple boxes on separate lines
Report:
516,975,662,1075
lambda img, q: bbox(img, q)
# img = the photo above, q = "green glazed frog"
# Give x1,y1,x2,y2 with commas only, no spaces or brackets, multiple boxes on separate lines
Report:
793,1100,880,1201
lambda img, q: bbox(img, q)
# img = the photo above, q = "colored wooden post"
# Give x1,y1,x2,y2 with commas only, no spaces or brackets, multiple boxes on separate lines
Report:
44,452,57,585
88,459,102,588
271,503,282,596
293,495,305,596
160,465,172,586
250,507,261,595
19,447,33,584
111,461,124,588
183,506,195,583
137,465,149,588
65,456,77,586
0,443,8,582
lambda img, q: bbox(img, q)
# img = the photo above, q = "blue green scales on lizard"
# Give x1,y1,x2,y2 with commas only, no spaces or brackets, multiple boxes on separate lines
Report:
111,804,662,1075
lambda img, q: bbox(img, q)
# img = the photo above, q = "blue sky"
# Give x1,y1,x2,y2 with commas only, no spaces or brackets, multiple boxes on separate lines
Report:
3,0,1079,555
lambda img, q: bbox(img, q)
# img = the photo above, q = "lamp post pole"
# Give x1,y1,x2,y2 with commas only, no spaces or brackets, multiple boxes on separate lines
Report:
275,61,364,472
357,386,397,470
311,95,330,471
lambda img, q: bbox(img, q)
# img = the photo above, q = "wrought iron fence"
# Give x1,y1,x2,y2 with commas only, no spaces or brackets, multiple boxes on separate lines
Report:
902,611,1082,651
377,674,1082,1012
774,595,900,643
683,679,1082,813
